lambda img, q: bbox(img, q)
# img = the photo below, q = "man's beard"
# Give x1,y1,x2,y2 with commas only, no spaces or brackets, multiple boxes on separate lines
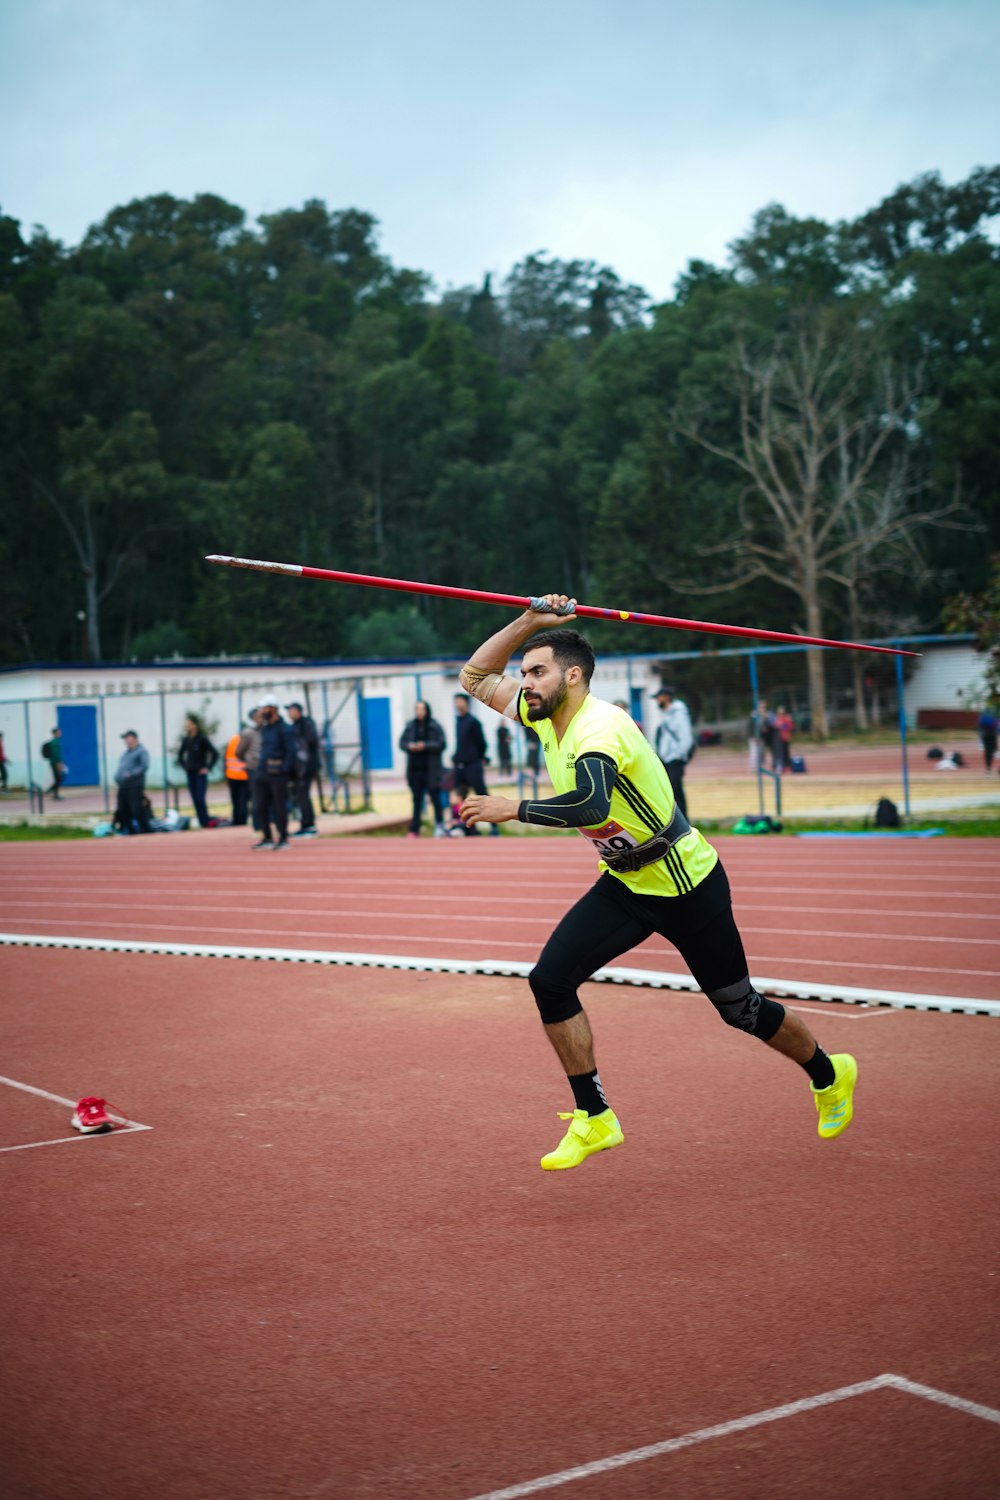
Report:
525,679,567,721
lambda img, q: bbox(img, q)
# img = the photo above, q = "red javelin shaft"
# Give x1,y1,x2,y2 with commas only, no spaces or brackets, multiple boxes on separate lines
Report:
204,554,917,657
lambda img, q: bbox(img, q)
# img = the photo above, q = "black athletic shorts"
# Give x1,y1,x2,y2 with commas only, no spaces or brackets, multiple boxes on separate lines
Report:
533,858,748,997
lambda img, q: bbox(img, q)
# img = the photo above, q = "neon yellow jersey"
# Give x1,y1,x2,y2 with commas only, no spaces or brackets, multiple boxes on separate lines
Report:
519,692,718,897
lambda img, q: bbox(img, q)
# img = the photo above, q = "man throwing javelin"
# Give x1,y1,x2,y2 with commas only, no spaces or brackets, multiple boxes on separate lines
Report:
458,595,857,1171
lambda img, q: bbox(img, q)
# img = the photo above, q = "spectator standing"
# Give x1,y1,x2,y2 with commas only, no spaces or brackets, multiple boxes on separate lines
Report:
235,709,263,829
978,706,998,774
524,722,541,776
285,701,321,837
177,714,219,828
41,726,66,799
114,730,152,834
224,726,250,826
748,699,768,772
252,697,296,849
235,710,262,776
453,693,498,836
400,700,448,838
0,731,7,792
496,721,513,777
652,684,694,818
773,706,795,773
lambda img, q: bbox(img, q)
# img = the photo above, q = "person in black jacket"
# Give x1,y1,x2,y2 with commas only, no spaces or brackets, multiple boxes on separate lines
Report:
453,693,499,836
177,714,219,828
399,701,447,837
253,697,297,849
285,701,321,837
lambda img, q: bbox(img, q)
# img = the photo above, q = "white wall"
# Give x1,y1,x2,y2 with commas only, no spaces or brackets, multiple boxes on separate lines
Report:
902,644,988,720
0,653,666,788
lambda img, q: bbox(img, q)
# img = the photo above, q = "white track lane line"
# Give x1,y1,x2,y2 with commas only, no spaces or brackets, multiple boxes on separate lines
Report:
7,870,1000,900
459,1374,1000,1500
3,907,998,962
4,880,999,919
1,934,997,1014
2,900,994,950
0,1134,140,1154
3,853,1000,882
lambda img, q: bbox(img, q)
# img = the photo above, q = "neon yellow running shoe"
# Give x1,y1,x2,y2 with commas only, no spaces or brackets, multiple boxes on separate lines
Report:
811,1053,858,1139
540,1107,624,1171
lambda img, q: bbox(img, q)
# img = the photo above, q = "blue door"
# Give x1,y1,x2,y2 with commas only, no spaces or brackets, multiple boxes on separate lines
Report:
361,696,393,771
57,704,100,785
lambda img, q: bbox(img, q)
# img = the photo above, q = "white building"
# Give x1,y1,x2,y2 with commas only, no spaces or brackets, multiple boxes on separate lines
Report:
0,652,662,791
902,641,989,721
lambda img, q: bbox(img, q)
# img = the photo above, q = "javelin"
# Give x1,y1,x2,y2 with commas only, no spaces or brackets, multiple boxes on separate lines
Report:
204,554,917,657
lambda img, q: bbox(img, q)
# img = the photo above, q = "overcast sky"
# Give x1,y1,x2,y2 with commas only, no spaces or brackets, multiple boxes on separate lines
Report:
2,0,997,301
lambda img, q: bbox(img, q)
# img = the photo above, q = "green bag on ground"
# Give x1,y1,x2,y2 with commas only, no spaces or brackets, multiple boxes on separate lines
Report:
733,814,783,835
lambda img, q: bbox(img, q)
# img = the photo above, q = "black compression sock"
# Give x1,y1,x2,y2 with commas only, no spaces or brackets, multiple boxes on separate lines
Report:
568,1070,610,1116
803,1045,836,1090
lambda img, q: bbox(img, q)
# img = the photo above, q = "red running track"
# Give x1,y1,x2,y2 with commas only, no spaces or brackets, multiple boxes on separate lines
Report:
1,948,999,1498
1,833,999,1002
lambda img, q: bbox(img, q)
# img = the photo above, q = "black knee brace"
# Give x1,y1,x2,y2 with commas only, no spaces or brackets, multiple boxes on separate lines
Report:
705,979,784,1041
528,962,584,1025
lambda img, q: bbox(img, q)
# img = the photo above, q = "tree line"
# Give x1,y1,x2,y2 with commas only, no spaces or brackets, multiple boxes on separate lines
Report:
2,168,998,733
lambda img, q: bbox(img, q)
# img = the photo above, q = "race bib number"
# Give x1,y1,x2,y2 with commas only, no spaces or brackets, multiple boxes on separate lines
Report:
579,819,639,858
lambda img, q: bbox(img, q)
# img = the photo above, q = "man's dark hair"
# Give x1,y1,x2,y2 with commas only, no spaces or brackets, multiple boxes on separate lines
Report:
523,629,595,686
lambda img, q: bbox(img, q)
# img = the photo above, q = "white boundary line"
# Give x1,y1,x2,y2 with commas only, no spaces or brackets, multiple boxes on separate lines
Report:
460,1374,1000,1500
0,1072,152,1154
787,1002,898,1021
2,932,998,1016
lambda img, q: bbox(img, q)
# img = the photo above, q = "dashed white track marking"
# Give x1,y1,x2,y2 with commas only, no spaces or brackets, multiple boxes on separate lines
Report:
1,933,997,1015
460,1374,1000,1500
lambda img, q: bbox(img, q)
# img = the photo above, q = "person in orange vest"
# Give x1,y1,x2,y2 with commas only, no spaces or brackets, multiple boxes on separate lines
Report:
224,724,250,825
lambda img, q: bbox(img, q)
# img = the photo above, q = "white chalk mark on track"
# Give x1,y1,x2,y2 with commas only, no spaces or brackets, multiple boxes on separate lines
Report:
0,1072,152,1153
460,1374,1000,1500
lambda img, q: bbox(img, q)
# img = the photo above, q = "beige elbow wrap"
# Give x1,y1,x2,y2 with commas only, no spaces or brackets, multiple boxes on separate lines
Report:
460,663,505,706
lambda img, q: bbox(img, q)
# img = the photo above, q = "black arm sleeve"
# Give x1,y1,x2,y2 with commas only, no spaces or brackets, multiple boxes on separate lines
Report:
518,753,617,828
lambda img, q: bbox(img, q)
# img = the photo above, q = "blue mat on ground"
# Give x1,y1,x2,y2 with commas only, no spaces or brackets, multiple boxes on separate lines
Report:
795,829,945,839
